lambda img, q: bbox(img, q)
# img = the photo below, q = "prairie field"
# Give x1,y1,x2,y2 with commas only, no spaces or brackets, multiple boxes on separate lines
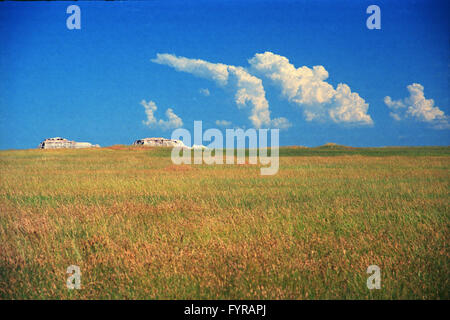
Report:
0,146,448,299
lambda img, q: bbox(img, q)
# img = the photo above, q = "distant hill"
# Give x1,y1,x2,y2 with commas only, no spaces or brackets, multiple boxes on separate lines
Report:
315,142,354,149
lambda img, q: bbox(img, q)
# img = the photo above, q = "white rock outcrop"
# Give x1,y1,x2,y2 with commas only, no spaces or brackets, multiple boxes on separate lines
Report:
132,137,186,148
38,137,100,149
191,144,208,150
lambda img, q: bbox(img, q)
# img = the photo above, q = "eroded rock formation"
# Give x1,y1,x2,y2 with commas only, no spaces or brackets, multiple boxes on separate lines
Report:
38,137,100,149
132,137,186,148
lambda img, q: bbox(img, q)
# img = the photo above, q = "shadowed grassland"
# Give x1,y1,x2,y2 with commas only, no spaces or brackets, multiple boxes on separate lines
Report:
0,146,448,299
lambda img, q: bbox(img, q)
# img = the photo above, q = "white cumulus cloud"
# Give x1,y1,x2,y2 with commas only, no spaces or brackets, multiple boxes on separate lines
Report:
384,83,449,129
152,53,229,85
141,99,183,130
152,53,290,129
248,52,373,126
330,83,372,125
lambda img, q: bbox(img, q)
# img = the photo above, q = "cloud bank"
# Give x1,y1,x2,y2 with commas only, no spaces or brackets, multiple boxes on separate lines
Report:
141,100,183,130
152,53,291,129
248,52,373,126
384,83,449,129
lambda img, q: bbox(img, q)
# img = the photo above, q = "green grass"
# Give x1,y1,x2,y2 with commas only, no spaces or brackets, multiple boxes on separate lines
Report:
280,145,450,157
0,146,448,299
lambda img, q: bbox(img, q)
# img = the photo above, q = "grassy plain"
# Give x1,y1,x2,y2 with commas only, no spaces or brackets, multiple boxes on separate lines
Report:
0,146,448,299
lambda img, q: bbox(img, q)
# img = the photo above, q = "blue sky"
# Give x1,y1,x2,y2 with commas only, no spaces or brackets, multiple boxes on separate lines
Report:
0,0,449,149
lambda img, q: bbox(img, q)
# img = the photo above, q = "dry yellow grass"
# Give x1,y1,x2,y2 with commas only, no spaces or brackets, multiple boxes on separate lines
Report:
0,147,448,299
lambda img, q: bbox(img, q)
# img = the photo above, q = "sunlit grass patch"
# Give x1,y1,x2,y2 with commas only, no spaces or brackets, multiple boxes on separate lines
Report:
0,147,449,299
